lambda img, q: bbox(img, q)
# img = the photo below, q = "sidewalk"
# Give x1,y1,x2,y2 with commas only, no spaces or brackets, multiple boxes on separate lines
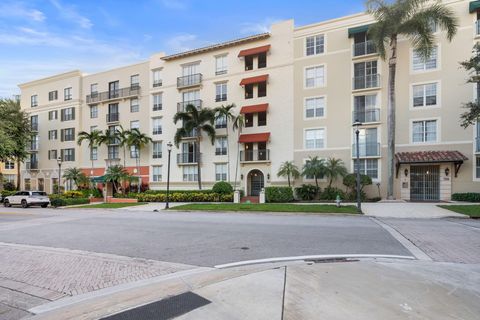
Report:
362,202,466,218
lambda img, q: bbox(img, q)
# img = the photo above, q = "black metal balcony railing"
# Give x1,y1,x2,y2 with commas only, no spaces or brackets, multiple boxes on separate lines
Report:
106,113,119,123
476,137,480,153
177,152,201,164
26,161,38,170
353,40,377,57
177,99,202,112
153,80,162,87
353,74,380,90
177,73,202,88
153,103,162,111
240,149,270,162
215,94,227,102
476,20,480,36
86,86,140,104
215,121,227,129
31,123,38,131
352,108,380,123
215,148,227,156
28,143,39,151
352,143,381,157
152,127,162,135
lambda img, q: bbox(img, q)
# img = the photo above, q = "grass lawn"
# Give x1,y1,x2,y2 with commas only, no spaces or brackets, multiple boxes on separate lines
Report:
75,202,148,209
169,203,359,214
438,205,480,218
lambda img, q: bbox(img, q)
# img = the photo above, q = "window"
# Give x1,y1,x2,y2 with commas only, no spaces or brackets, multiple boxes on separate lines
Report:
413,46,438,71
130,98,139,113
48,90,58,101
215,115,227,128
152,141,162,159
354,94,378,122
245,55,254,71
215,163,227,181
24,178,31,191
30,115,38,131
130,145,139,158
258,52,267,68
305,66,325,88
152,69,162,87
90,83,98,95
306,35,325,56
245,113,254,127
354,159,378,179
413,83,438,107
31,95,38,107
305,97,325,118
5,161,14,169
215,55,228,75
355,128,379,157
215,137,227,155
245,84,254,99
61,107,75,121
215,83,227,102
428,19,437,33
4,174,15,183
48,110,58,120
152,166,162,182
129,120,139,130
353,61,378,89
61,148,75,161
305,128,325,149
183,165,198,181
90,125,97,132
258,111,267,126
90,105,98,118
476,156,480,179
153,94,162,111
130,74,139,89
64,87,72,100
48,130,57,140
108,145,119,159
61,128,75,141
412,120,437,143
152,117,162,135
90,147,97,160
258,82,267,97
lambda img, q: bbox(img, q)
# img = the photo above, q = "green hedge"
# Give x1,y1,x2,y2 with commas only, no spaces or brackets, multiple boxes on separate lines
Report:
1,190,16,197
136,192,233,203
49,196,90,207
265,187,294,203
452,193,480,202
144,189,213,195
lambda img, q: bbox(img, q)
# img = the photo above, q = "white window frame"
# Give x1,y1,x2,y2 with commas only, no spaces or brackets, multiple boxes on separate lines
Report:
410,81,440,109
410,118,440,144
90,147,98,161
215,163,227,181
90,105,98,118
411,45,440,73
304,128,326,150
153,93,162,111
215,54,228,75
353,158,380,181
130,98,139,113
152,166,162,182
152,141,162,159
64,87,72,101
130,120,140,130
304,65,326,89
215,82,227,102
182,165,198,182
215,137,228,155
304,95,326,120
152,117,162,135
305,34,325,56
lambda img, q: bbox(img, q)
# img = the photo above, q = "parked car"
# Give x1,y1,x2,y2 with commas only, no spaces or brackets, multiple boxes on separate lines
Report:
4,191,50,208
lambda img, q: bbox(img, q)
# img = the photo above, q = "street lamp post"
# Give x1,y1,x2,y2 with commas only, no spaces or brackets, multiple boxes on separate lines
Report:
56,156,63,194
165,142,173,209
353,120,363,214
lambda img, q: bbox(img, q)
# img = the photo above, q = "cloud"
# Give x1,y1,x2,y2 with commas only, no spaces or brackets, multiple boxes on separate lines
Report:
49,0,93,29
0,2,46,22
165,33,197,53
160,0,187,10
240,17,281,34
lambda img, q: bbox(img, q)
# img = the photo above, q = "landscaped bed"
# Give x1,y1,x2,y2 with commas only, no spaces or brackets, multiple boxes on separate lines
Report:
438,205,480,218
75,203,148,209
169,203,359,214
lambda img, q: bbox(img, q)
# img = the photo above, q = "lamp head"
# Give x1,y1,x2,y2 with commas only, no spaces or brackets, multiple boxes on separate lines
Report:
167,141,173,151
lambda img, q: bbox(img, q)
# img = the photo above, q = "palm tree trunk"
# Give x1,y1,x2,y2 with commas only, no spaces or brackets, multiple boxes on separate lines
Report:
196,133,202,190
287,174,291,187
234,133,240,191
16,159,20,190
387,36,397,200
136,148,141,193
226,118,230,184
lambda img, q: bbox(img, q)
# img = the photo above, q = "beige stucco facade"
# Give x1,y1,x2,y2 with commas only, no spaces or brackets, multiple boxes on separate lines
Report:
16,0,480,200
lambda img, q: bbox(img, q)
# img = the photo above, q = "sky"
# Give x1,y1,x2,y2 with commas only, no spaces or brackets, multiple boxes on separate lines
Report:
0,0,365,97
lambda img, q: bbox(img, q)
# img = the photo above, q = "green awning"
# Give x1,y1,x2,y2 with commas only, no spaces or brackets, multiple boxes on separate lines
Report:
348,24,372,38
91,175,106,183
470,1,480,13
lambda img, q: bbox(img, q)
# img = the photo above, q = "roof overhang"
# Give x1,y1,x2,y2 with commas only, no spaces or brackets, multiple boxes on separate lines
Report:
240,103,269,114
348,24,373,38
238,132,270,143
395,151,468,178
470,1,480,13
239,74,269,86
238,45,271,57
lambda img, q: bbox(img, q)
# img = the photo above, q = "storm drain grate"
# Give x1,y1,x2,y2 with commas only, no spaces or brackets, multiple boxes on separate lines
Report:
100,292,211,320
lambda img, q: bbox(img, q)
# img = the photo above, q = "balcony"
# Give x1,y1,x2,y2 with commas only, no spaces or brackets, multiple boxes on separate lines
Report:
86,86,140,104
106,113,119,123
153,80,162,88
215,94,227,102
240,149,270,162
26,161,38,170
353,74,381,90
177,73,202,89
476,137,480,153
177,152,200,164
177,99,202,112
352,108,380,123
31,123,38,132
28,143,39,152
215,148,227,156
180,128,198,139
353,40,377,57
153,103,162,111
476,20,480,36
152,127,162,135
352,143,381,157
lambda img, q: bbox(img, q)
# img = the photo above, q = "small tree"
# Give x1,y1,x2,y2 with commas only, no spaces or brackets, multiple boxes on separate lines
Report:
460,43,480,128
126,128,152,192
104,165,129,194
277,161,300,187
324,158,348,188
301,156,326,190
343,173,372,200
62,167,87,190
77,130,102,181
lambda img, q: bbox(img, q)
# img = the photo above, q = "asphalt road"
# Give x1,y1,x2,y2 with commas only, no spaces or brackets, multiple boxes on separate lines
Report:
0,207,410,267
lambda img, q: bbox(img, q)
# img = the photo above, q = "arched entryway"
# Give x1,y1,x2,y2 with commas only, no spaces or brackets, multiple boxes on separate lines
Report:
247,169,264,196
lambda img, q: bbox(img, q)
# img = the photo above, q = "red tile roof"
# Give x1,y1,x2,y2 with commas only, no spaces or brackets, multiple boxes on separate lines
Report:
395,151,468,163
239,74,269,86
240,103,268,114
238,44,271,57
238,132,270,143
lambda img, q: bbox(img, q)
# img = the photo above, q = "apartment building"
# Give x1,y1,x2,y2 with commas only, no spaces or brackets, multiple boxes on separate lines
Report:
17,0,480,200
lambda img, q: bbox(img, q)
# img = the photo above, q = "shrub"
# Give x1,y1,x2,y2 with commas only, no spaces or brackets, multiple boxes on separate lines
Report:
80,188,102,198
62,191,84,198
135,192,233,203
144,189,213,195
452,193,480,202
3,181,16,191
1,190,16,198
295,184,319,201
343,174,372,193
368,197,382,202
265,186,294,203
320,187,346,201
212,181,233,195
49,195,89,207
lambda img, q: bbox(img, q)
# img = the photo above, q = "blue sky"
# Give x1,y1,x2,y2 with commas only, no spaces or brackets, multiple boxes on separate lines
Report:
0,0,365,97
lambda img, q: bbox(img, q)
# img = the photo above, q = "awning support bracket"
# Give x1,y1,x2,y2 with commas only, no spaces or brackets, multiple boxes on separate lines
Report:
454,161,463,178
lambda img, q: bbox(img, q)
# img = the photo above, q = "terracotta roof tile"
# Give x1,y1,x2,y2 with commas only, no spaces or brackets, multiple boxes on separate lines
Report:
395,151,468,163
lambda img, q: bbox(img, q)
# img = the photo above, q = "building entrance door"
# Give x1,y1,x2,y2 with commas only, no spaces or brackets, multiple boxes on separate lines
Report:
248,170,264,196
410,165,440,201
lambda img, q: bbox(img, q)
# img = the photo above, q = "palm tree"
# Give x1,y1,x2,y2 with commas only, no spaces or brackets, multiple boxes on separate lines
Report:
214,104,236,183
277,161,300,187
232,114,245,191
324,157,348,188
301,156,326,190
173,104,216,190
62,167,87,189
117,126,131,168
367,0,458,199
126,128,152,192
104,165,129,194
77,130,102,180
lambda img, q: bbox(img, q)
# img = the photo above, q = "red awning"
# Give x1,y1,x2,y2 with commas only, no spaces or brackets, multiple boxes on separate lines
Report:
239,74,269,86
240,103,269,114
238,132,270,143
238,45,271,57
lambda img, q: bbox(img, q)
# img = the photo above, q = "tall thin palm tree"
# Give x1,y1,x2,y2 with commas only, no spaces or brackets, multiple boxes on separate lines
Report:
301,156,326,190
77,130,102,180
214,104,236,183
232,114,245,191
277,161,300,187
126,128,152,192
117,126,130,168
173,104,216,190
324,157,348,188
367,0,458,199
